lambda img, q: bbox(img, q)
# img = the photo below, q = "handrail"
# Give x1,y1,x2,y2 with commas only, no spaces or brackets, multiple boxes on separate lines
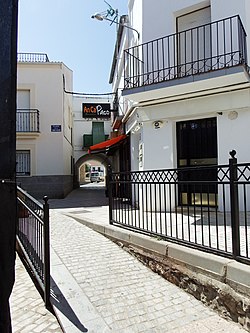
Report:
16,109,40,132
124,15,248,90
17,53,49,63
16,186,51,308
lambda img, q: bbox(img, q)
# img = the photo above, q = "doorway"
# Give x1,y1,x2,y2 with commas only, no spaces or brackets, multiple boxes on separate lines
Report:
177,6,211,75
176,117,217,206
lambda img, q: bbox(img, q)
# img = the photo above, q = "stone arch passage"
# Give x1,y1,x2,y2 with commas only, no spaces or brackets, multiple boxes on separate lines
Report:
74,153,112,188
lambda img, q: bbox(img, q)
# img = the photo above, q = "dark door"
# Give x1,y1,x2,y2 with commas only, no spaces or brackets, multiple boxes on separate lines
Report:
177,117,217,206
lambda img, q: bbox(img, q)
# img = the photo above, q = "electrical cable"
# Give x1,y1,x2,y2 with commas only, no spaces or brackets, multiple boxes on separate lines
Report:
62,74,115,97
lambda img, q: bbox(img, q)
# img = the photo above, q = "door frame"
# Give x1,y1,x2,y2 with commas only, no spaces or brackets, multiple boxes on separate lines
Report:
176,117,218,206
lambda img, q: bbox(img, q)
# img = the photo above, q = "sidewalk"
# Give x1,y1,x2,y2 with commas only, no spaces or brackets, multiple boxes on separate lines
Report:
10,187,247,332
10,256,63,333
48,187,247,332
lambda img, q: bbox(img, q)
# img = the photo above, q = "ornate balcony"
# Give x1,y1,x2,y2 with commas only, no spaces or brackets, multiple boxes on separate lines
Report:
16,109,40,139
123,15,248,98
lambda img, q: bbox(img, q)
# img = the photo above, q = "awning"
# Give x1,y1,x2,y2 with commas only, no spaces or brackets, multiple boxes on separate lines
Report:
88,134,127,154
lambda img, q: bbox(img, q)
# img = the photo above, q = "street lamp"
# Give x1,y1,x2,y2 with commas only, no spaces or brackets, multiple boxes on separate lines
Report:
91,12,140,40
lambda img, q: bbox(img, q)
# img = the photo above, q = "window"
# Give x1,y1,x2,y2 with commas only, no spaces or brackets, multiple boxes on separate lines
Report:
177,7,211,75
16,150,30,176
92,122,105,145
17,90,30,109
17,90,32,132
82,122,109,149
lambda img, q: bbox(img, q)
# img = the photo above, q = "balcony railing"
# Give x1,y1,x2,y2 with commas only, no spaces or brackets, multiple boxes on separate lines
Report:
124,15,248,90
16,109,40,133
17,53,49,63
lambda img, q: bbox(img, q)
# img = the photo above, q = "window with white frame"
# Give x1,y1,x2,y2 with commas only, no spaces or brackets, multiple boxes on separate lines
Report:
16,150,31,176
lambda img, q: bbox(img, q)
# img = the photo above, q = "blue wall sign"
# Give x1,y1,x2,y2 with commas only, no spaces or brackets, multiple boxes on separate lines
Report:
51,125,61,132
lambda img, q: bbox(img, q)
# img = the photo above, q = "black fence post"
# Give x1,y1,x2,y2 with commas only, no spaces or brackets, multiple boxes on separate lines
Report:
43,196,50,309
229,150,240,259
107,165,113,225
0,1,18,332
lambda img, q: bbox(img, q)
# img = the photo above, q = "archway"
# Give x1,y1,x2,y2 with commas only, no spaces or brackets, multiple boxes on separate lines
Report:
74,153,112,188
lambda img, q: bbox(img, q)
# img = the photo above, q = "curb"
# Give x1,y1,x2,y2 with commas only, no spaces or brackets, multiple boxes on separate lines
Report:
70,214,250,295
50,247,112,333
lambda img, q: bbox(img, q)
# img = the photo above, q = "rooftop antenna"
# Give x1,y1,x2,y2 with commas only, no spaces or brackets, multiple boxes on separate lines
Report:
103,1,118,25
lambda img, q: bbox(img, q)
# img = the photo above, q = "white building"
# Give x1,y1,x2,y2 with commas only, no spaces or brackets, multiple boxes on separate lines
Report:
17,53,74,198
110,0,250,207
72,96,112,185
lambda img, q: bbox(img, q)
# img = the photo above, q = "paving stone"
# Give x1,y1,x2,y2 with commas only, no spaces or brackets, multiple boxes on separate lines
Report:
49,203,247,332
10,256,62,333
11,188,247,333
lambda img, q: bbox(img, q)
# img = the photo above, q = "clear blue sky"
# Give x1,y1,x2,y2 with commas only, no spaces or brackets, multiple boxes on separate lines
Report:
18,0,128,94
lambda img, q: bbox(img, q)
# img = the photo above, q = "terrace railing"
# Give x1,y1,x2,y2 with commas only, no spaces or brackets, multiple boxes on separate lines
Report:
18,53,49,63
124,15,248,89
108,152,250,265
17,186,50,308
16,109,40,133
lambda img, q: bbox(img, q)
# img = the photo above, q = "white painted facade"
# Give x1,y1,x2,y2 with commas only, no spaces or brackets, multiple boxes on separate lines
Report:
17,58,74,198
108,0,250,210
116,0,250,171
72,96,113,185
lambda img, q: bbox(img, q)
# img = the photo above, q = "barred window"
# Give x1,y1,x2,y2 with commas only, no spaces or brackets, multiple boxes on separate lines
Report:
16,150,30,176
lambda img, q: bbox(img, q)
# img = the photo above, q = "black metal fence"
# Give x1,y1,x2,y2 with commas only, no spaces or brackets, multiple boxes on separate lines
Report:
124,15,247,89
16,109,40,133
17,186,50,308
108,153,250,264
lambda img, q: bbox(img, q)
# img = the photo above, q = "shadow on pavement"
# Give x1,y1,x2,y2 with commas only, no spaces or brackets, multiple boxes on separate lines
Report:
49,187,108,209
50,277,88,332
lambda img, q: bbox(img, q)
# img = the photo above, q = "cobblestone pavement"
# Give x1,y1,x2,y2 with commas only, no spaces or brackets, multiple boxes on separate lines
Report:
10,187,247,332
50,189,246,333
10,256,62,333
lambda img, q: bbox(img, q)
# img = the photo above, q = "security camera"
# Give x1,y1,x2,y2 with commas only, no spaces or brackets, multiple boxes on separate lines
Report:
153,120,163,129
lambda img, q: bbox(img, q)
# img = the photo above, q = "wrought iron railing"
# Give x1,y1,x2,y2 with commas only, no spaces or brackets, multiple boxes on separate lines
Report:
17,53,49,63
17,186,50,308
16,150,30,176
108,152,250,265
124,15,248,89
16,109,40,132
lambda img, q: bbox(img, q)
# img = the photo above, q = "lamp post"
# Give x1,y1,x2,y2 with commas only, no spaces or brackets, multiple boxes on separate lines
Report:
91,7,140,115
91,12,140,41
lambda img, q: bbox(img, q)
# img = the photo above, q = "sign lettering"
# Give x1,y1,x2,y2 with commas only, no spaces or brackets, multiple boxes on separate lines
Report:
82,103,111,118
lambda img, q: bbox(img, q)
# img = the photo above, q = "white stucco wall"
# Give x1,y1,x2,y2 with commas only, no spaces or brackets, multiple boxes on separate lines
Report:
130,131,140,172
17,62,73,176
118,0,250,213
126,0,250,67
124,0,250,168
127,85,250,171
140,121,174,171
